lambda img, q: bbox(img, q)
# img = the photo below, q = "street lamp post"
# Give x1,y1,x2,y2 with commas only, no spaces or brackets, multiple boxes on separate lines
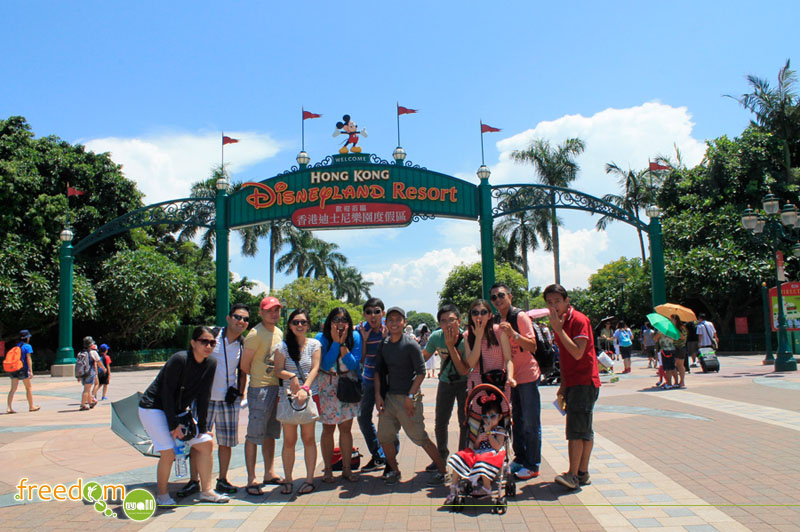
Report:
741,195,800,372
53,226,75,376
617,273,626,321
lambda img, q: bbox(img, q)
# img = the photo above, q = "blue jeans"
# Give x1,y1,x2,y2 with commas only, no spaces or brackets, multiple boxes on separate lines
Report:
358,379,398,459
511,380,541,471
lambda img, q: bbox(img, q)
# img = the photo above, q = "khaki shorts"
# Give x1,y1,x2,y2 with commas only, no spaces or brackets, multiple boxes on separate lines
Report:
246,386,281,443
377,393,431,447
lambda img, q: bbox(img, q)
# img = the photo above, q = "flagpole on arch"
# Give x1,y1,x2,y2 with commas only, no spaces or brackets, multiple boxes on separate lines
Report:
221,131,225,172
480,121,485,166
302,108,305,152
396,102,401,146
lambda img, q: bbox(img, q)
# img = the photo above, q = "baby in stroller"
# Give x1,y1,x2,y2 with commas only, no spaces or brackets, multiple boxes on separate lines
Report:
445,392,508,507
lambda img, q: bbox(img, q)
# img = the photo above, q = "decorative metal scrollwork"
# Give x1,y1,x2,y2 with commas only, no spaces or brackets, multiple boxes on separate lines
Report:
491,184,647,231
369,154,393,165
73,198,215,254
403,160,426,170
310,156,334,168
411,213,436,223
279,165,300,175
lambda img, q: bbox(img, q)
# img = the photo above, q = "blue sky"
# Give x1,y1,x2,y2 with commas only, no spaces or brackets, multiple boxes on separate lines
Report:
2,1,797,314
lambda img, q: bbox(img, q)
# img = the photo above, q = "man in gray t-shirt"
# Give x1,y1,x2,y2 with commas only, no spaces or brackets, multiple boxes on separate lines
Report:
375,307,447,485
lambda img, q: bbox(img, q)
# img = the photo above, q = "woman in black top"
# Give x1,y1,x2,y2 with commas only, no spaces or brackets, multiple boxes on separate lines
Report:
138,326,228,505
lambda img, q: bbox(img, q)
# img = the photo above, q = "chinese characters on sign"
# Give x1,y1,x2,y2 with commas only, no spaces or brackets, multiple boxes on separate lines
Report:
292,203,412,229
768,282,800,331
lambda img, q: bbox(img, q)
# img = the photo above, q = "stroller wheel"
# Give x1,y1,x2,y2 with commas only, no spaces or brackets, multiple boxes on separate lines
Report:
452,496,465,512
496,496,508,514
505,480,516,498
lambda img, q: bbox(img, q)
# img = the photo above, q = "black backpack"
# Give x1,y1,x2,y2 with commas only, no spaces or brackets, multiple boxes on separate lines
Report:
497,308,554,372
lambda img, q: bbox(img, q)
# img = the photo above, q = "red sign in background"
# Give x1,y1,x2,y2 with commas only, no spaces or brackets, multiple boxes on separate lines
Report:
734,317,748,335
292,202,412,229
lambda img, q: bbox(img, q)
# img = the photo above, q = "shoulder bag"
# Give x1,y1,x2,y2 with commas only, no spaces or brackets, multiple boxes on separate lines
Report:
276,347,319,425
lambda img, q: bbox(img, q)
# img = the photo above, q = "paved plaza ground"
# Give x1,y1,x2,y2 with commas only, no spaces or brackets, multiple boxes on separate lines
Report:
2,353,800,531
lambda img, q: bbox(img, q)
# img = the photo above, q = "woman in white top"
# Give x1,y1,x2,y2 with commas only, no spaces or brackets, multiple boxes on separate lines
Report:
274,309,321,496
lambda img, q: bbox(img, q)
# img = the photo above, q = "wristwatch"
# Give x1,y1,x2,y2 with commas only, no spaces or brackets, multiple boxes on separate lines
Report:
514,332,520,340
407,393,415,399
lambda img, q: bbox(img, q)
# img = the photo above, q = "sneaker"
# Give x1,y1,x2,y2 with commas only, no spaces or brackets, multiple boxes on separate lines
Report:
199,491,230,503
577,471,591,486
690,363,698,368
381,465,393,480
361,456,385,472
176,479,200,498
156,494,176,506
515,467,540,480
383,469,401,485
509,461,523,474
426,472,445,486
215,478,237,494
554,472,579,490
425,461,439,472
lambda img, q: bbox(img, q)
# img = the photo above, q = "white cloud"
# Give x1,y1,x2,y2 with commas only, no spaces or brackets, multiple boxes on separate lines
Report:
83,130,283,203
490,101,707,198
526,228,610,290
363,246,479,313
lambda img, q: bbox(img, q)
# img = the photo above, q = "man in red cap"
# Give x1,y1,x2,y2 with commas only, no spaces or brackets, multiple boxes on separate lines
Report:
240,296,284,494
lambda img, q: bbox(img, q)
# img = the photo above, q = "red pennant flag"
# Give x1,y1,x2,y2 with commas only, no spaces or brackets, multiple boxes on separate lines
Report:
398,105,418,115
303,110,322,120
222,136,239,145
649,161,670,171
481,123,501,133
67,186,85,197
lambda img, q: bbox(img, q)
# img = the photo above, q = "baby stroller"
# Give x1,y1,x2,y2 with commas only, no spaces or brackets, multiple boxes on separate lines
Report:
446,383,515,515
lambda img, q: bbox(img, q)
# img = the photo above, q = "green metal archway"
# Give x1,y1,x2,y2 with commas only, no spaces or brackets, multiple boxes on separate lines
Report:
55,155,666,372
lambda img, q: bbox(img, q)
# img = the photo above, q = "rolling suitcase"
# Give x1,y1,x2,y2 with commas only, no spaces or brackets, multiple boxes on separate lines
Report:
698,348,719,373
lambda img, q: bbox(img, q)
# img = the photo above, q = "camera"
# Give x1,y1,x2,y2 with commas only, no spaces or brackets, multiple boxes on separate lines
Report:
225,386,241,405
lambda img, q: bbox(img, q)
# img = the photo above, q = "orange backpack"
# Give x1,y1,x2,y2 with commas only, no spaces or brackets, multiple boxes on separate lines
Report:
3,345,23,373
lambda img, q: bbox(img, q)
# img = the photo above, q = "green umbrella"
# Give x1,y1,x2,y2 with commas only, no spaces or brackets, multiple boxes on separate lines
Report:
647,312,680,340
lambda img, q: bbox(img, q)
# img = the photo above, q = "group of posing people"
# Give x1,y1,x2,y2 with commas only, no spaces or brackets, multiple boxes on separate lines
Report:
136,283,602,506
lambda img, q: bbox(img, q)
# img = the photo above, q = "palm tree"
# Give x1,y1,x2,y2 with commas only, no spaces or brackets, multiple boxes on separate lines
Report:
492,231,525,275
595,163,651,262
728,59,799,182
511,137,585,284
334,266,374,304
305,239,347,279
493,190,552,287
276,228,319,278
240,222,292,292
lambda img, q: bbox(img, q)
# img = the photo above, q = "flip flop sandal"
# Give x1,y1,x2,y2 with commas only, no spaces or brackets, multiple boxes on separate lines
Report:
280,481,293,495
297,481,316,495
322,470,335,483
262,476,283,485
29,406,40,412
6,409,16,414
246,484,264,496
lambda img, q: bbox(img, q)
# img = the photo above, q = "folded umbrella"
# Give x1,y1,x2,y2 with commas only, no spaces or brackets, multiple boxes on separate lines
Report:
527,308,550,319
655,303,696,323
647,312,680,340
111,392,158,457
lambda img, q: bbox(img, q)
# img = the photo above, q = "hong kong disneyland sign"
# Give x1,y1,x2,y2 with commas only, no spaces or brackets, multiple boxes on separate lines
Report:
227,153,479,230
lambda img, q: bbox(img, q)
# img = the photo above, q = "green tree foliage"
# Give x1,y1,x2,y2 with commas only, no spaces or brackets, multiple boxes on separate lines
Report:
0,116,143,339
274,276,361,331
595,163,651,262
96,249,201,346
438,262,529,313
570,258,653,327
406,310,436,331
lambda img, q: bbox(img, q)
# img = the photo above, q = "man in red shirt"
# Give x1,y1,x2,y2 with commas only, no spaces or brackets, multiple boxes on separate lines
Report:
544,284,600,490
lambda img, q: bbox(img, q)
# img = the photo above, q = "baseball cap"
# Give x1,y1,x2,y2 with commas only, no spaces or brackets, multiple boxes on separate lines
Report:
99,344,109,352
385,306,406,319
260,296,282,310
19,329,31,338
83,336,95,349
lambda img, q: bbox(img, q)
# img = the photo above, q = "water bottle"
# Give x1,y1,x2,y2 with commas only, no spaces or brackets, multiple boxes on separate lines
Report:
174,440,189,478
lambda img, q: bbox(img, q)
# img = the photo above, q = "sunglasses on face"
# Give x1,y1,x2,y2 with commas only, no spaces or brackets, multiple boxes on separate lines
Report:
364,309,382,316
231,314,249,322
196,339,216,347
481,413,500,420
471,309,490,317
291,319,309,326
439,317,459,325
490,292,508,301
332,316,348,324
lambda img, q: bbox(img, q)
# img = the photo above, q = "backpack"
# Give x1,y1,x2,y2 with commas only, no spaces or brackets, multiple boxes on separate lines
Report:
75,350,91,378
3,345,23,373
498,308,555,372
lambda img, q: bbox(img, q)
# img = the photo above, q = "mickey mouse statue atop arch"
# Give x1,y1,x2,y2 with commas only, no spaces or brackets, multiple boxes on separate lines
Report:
333,114,368,154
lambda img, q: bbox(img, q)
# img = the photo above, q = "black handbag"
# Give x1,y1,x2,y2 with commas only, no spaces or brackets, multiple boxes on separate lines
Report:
479,353,507,389
175,354,198,442
336,367,363,404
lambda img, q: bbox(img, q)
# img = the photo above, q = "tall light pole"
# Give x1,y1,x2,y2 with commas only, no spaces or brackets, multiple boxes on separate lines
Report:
742,193,799,372
617,273,626,321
